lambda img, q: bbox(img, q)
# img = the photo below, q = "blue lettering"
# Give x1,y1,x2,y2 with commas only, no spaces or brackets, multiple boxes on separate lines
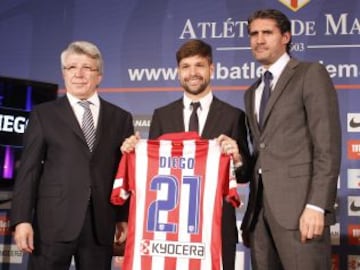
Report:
158,156,195,169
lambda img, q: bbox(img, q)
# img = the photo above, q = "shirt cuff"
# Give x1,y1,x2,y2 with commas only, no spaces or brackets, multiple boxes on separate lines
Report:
306,204,324,213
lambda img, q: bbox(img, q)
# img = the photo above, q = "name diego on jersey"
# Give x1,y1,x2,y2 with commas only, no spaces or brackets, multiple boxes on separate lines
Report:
159,156,195,170
140,239,205,259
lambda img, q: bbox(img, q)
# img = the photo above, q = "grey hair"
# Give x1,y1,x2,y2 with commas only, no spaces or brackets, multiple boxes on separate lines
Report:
60,41,104,74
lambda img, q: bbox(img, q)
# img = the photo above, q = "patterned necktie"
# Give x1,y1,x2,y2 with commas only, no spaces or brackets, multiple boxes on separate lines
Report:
189,102,201,132
78,100,96,151
259,71,273,128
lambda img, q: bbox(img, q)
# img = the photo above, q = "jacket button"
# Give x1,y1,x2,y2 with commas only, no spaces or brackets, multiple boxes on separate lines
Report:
259,143,266,149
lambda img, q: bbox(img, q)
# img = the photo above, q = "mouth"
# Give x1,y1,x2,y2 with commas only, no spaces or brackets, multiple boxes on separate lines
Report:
187,76,202,85
255,46,266,52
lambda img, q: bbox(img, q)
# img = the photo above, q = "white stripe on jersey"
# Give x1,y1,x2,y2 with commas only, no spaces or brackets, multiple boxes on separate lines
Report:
133,140,148,270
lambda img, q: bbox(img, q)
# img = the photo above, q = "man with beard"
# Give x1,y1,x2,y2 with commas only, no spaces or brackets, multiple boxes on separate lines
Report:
121,39,251,270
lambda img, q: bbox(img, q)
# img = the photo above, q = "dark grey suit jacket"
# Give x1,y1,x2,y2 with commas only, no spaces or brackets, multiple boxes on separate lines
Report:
10,95,134,245
148,95,251,248
241,59,341,235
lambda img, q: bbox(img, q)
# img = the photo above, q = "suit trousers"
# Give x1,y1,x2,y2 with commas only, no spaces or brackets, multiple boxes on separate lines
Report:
249,176,331,270
28,203,113,270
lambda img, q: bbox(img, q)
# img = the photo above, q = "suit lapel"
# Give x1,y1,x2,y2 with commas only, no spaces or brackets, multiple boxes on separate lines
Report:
54,96,90,150
56,96,85,138
262,59,299,129
202,97,228,138
246,79,262,137
173,99,186,132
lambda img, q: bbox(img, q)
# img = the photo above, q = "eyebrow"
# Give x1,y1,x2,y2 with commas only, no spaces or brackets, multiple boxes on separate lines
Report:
249,28,274,35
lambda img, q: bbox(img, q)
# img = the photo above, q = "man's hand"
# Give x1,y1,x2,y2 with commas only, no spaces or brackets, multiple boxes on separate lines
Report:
14,223,34,253
217,134,243,167
299,207,325,243
120,131,141,153
115,222,128,244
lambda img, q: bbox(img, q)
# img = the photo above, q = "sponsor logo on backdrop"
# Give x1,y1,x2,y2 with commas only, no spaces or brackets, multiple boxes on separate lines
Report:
279,0,311,12
133,115,151,137
348,140,360,160
0,244,23,264
332,254,340,270
348,196,360,216
348,255,360,270
348,224,360,245
330,223,340,245
0,214,11,236
348,169,360,189
348,113,360,132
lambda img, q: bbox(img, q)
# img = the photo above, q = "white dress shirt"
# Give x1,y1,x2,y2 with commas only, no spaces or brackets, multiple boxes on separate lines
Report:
66,92,100,129
254,53,290,122
183,92,213,135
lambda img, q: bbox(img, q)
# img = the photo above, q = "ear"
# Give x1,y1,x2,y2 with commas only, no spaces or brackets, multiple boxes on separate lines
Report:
96,74,103,86
209,62,215,76
282,31,291,45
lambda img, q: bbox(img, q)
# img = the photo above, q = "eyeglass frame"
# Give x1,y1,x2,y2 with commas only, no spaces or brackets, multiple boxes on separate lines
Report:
63,65,99,74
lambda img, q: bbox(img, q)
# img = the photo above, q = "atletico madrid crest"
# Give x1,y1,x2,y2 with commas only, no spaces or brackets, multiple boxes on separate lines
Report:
279,0,310,12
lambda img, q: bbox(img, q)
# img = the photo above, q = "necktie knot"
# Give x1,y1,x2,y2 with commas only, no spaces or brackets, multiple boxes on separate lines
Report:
79,100,91,109
78,100,96,151
263,70,273,83
191,102,201,112
189,102,201,132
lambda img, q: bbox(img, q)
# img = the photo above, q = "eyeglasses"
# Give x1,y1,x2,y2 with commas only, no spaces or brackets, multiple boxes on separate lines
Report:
63,65,99,75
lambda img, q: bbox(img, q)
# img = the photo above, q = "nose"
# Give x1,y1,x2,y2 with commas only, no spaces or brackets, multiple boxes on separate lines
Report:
74,68,85,77
256,33,265,44
189,66,197,76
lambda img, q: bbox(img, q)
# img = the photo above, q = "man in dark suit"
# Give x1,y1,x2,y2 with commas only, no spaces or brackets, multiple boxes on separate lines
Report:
241,9,341,270
121,39,251,270
10,41,134,270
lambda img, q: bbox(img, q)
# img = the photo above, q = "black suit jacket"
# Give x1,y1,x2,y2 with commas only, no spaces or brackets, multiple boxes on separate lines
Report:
10,95,134,245
148,95,251,247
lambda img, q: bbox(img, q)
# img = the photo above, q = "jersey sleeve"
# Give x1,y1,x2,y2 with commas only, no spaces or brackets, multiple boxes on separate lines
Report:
110,153,131,205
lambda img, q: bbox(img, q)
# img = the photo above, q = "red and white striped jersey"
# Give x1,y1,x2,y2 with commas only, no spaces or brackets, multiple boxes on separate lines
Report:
111,132,239,270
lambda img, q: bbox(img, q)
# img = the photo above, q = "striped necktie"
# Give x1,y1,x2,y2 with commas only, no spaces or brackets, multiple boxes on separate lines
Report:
78,100,96,151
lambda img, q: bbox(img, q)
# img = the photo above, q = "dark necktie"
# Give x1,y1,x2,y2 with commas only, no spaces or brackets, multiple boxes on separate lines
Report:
78,100,96,151
189,102,201,132
259,71,273,128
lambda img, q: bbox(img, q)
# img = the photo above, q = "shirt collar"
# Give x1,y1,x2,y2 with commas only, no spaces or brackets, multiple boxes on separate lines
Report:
66,92,100,107
183,91,213,110
265,53,290,79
